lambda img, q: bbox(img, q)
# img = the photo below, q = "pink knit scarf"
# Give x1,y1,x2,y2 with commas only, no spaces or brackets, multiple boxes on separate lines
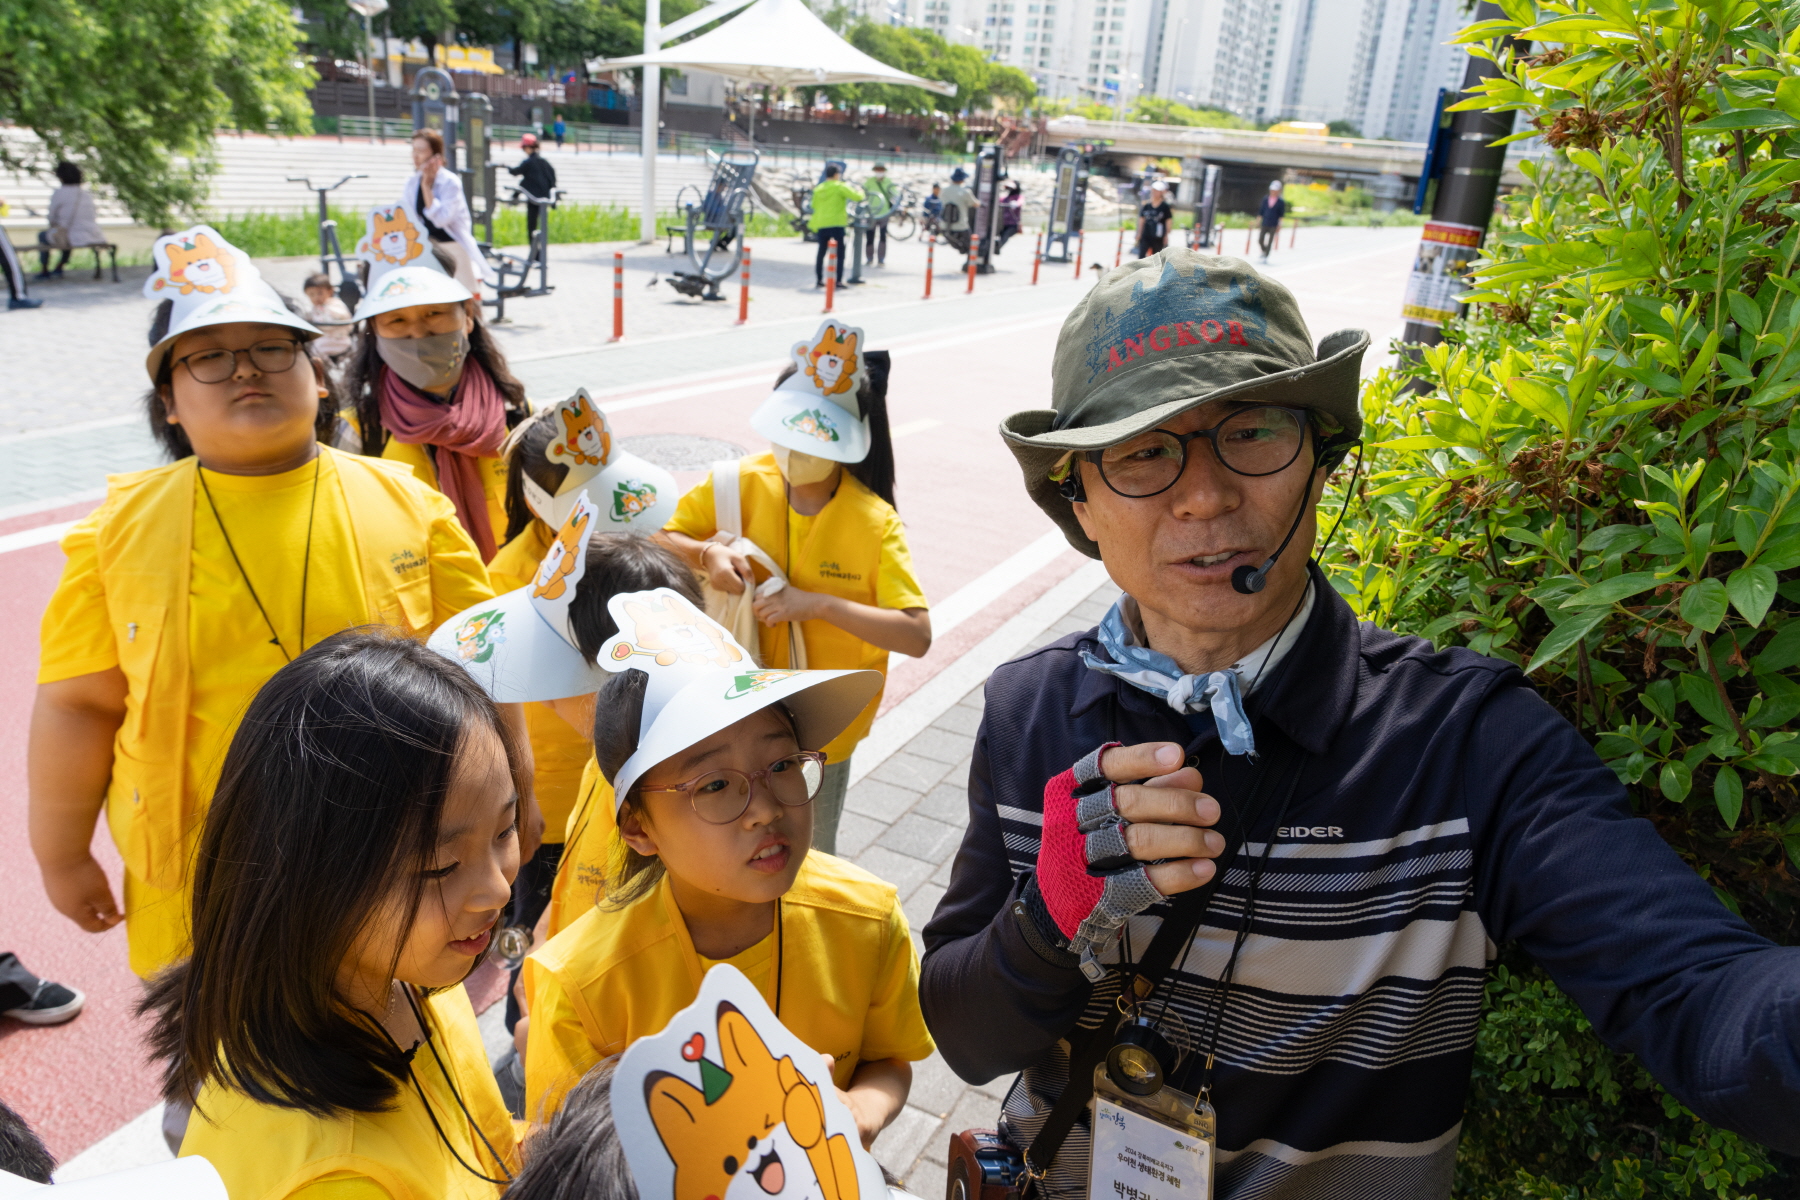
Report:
378,357,506,560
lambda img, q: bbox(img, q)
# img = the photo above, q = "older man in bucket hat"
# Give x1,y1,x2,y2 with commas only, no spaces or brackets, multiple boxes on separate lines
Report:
920,249,1800,1199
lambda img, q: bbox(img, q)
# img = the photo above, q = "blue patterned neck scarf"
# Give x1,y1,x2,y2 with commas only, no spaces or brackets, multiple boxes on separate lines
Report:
1080,588,1314,758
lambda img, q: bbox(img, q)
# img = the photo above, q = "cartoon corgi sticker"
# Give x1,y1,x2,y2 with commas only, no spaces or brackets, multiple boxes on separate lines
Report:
455,610,506,663
797,324,860,398
548,390,611,468
360,204,425,266
611,479,657,521
533,494,597,601
613,966,886,1200
781,408,841,445
148,227,244,297
606,592,744,670
724,670,800,700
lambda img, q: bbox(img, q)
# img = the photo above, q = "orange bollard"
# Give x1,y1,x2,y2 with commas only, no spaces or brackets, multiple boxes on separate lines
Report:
1032,233,1042,285
735,246,751,326
824,245,837,312
1289,221,1297,249
1115,226,1124,267
1075,231,1085,280
609,251,623,342
1244,224,1253,255
924,236,934,299
966,232,979,293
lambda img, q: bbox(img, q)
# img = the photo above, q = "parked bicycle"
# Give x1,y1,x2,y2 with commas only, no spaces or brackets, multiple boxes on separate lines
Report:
884,185,920,242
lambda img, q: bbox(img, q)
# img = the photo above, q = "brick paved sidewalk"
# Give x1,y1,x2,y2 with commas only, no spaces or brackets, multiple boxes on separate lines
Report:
854,579,1120,1195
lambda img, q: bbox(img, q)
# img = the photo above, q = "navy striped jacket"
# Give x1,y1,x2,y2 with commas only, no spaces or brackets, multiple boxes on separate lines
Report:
920,566,1800,1199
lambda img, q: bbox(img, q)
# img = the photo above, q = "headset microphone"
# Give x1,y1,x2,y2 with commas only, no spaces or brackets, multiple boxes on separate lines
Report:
1231,489,1309,595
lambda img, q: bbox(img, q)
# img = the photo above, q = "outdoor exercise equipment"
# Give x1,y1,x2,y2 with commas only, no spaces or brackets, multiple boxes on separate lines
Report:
969,142,1006,276
287,173,368,307
1181,160,1223,250
1043,146,1090,264
483,186,564,321
664,148,761,301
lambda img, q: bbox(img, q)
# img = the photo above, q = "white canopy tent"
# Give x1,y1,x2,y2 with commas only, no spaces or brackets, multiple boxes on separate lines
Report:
589,0,957,241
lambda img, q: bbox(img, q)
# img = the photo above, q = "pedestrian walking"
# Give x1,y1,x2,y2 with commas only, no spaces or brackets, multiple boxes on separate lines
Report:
407,128,487,294
36,161,102,279
862,162,898,266
807,163,862,288
657,320,931,853
1137,179,1173,258
552,116,567,148
1258,179,1287,261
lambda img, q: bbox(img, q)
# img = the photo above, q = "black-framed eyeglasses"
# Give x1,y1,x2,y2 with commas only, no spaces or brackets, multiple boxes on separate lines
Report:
174,339,303,385
1086,404,1310,498
639,751,827,825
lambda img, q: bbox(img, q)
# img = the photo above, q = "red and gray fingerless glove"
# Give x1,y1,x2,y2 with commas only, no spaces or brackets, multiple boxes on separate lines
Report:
1036,742,1165,982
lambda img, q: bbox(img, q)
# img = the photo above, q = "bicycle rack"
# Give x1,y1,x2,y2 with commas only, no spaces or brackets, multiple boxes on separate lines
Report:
481,187,560,322
288,173,369,308
664,149,762,301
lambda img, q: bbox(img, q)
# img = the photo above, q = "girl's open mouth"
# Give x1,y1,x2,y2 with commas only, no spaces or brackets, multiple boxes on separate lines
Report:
448,926,492,956
747,841,791,875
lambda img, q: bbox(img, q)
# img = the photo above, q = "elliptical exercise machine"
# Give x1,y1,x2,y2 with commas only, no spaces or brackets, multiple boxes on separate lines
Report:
665,148,761,301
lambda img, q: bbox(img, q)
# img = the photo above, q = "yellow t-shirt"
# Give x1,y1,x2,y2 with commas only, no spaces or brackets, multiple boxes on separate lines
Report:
488,521,590,843
664,455,928,760
38,453,495,976
181,987,520,1200
544,756,619,939
523,851,934,1122
378,440,510,561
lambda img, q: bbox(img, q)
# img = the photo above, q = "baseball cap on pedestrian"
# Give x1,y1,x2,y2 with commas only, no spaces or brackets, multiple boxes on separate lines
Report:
521,133,539,147
597,588,882,808
1000,249,1369,558
749,319,873,464
428,488,613,702
506,388,680,534
143,225,322,379
873,162,888,172
349,197,473,322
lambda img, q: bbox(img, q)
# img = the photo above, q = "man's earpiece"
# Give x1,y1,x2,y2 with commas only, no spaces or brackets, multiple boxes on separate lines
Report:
1056,474,1085,502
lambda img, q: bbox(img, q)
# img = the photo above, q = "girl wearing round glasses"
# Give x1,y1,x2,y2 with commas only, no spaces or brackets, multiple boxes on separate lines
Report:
28,226,510,990
521,589,935,1151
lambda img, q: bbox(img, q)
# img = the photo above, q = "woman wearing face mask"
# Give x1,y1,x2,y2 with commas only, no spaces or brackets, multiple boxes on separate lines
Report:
657,320,931,854
341,230,529,562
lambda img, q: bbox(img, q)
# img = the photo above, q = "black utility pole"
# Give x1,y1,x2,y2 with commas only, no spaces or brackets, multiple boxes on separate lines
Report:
1400,1,1523,347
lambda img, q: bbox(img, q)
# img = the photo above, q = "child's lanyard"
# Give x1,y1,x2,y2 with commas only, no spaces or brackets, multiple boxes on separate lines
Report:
397,984,515,1186
781,476,839,670
197,455,320,663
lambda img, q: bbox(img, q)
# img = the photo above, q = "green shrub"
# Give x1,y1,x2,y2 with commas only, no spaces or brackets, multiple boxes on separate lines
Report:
1317,1,1800,1194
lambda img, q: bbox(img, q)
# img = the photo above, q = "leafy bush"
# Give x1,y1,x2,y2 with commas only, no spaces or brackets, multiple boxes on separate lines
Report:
1318,1,1800,1194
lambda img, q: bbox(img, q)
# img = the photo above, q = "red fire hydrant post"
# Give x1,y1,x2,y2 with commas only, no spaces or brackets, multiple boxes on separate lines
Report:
923,237,934,299
1244,223,1253,255
966,232,979,293
1115,225,1124,267
736,246,751,326
1075,231,1086,280
609,251,623,343
824,245,837,313
1032,233,1042,285
1289,221,1298,250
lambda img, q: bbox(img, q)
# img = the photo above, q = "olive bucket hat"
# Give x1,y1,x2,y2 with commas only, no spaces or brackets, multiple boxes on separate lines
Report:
1001,248,1369,558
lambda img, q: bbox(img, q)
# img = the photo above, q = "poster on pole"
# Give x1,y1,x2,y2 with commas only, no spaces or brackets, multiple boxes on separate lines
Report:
1400,220,1484,327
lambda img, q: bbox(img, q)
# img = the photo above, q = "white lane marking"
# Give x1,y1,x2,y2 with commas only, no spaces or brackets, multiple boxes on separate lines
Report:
925,529,1068,641
850,558,1113,788
0,520,74,555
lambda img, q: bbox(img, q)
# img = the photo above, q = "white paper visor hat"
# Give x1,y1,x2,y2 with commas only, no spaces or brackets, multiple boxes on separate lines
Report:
351,198,472,321
513,390,681,535
427,489,612,702
749,319,873,465
0,1156,228,1199
597,588,882,807
143,224,320,379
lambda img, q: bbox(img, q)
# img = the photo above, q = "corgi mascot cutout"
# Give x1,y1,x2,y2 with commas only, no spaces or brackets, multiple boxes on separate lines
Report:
532,499,594,602
613,965,887,1200
801,324,859,398
358,203,426,267
148,227,244,297
607,591,744,671
548,390,611,468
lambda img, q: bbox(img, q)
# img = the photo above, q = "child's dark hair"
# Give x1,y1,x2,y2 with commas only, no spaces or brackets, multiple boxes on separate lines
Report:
567,535,700,662
140,628,518,1117
142,299,338,460
502,409,570,543
505,1059,635,1199
341,246,530,456
0,1095,54,1184
303,272,333,292
773,349,896,507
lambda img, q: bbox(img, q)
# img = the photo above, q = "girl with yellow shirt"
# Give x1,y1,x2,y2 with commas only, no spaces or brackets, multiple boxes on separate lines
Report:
144,630,522,1200
659,320,932,853
487,390,680,964
28,227,530,986
341,202,531,561
522,588,935,1147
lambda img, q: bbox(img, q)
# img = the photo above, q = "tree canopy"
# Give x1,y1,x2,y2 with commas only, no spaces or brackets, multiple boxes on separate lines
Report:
799,21,1035,117
2,0,314,222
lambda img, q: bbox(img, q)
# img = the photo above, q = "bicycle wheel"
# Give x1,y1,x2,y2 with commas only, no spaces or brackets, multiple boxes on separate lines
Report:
889,210,916,241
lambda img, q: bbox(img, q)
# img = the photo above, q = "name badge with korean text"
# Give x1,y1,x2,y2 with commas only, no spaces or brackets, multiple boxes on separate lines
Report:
1088,1066,1215,1200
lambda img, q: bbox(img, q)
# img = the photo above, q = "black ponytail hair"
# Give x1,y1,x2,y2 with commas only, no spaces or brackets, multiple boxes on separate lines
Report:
772,347,897,509
502,410,571,543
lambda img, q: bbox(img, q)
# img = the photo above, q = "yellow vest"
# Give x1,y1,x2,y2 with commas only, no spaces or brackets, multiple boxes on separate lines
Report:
96,449,448,892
